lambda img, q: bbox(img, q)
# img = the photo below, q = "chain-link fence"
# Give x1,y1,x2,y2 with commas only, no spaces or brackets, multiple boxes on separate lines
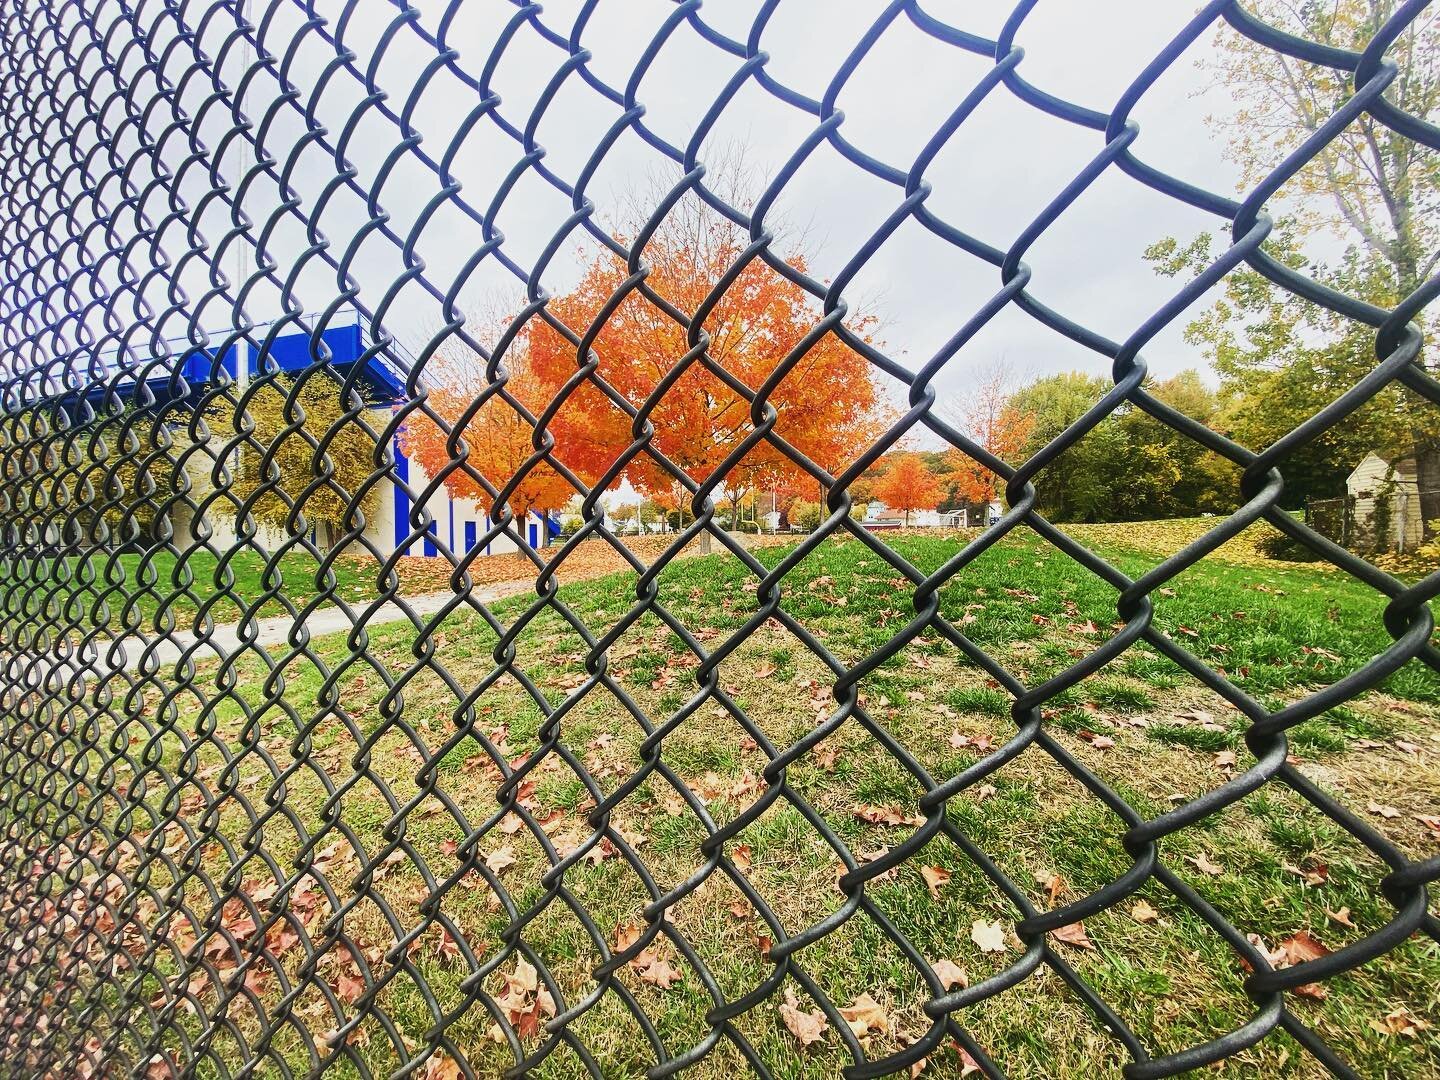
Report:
1,2,1438,1078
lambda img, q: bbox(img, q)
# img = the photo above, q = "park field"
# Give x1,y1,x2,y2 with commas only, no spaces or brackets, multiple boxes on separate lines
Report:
28,520,1440,1078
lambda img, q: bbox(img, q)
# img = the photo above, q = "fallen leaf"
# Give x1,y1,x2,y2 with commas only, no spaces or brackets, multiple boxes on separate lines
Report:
1186,851,1223,876
920,865,951,900
1372,1004,1430,1037
778,987,827,1047
970,919,1008,954
422,1052,464,1080
932,958,968,990
1051,922,1095,951
840,992,889,1039
485,846,517,874
637,955,682,989
1367,801,1401,819
1326,906,1355,929
1130,900,1160,924
1277,930,1331,966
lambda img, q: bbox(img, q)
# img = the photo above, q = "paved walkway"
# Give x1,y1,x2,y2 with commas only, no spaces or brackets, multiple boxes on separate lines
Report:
10,580,534,681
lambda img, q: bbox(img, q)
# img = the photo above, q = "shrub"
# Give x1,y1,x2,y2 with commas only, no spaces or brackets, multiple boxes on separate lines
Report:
1257,529,1321,562
559,514,584,538
789,500,822,531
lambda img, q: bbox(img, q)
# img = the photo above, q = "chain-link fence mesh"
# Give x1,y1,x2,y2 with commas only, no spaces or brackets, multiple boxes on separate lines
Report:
0,1,1438,1078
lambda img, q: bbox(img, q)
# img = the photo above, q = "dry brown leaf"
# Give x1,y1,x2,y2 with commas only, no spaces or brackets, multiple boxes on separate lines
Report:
920,865,951,900
1186,851,1223,876
637,956,682,989
1372,1005,1430,1037
1326,906,1355,929
1367,801,1401,819
1051,922,1095,951
932,958,968,990
778,987,827,1047
485,846,517,874
839,992,889,1039
970,919,1008,953
422,1052,463,1080
1130,900,1160,924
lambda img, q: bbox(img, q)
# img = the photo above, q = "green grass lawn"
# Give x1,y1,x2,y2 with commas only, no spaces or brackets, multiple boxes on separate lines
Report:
6,547,387,630
30,523,1440,1078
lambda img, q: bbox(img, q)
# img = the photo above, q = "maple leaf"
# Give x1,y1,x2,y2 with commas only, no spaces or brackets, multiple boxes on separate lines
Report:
931,958,968,990
778,987,828,1047
1277,930,1331,966
970,919,1009,953
1051,922,1095,951
637,956,683,989
920,865,951,900
840,992,889,1039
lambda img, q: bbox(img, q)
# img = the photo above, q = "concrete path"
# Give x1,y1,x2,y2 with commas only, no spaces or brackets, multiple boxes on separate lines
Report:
9,580,535,682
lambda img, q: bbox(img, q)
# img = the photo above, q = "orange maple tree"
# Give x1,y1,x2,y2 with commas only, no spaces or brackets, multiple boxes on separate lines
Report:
873,453,941,526
398,341,573,519
949,365,1033,506
525,191,884,517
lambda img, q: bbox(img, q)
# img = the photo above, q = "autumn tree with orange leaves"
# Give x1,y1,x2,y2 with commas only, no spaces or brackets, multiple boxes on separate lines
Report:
873,453,941,527
398,335,573,521
949,363,1032,507
525,171,885,531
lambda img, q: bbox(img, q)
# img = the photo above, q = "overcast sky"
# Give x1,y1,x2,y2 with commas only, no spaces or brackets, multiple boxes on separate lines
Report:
78,1,1284,432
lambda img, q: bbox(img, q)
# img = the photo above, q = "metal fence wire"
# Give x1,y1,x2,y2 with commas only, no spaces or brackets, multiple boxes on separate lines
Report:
0,1,1438,1078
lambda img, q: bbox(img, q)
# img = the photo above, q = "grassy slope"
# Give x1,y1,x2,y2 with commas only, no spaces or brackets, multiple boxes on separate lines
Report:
60,525,1440,1078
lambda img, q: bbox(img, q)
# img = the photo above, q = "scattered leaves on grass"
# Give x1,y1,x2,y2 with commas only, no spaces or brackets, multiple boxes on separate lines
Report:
779,987,828,1047
971,920,1009,953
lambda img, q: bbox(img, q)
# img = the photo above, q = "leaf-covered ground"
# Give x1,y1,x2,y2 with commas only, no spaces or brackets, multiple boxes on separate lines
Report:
29,523,1440,1078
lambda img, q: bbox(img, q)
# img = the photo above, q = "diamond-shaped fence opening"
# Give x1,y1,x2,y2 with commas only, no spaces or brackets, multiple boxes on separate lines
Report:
1,0,1438,1077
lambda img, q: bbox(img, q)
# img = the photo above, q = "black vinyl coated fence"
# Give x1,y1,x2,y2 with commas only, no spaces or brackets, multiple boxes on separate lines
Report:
1,2,1438,1078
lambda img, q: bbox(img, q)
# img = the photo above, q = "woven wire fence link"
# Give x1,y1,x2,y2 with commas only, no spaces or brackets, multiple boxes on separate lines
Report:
0,0,1436,1077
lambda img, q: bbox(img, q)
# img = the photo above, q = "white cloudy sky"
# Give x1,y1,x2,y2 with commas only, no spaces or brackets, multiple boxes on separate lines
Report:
93,1,1288,420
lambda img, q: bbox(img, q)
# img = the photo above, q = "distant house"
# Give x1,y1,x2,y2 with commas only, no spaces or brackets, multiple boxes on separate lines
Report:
1346,452,1422,552
863,502,965,529
91,311,559,559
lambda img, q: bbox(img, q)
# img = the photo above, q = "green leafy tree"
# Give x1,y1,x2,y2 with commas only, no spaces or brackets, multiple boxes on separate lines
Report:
1148,232,1411,506
1156,0,1438,515
229,373,381,551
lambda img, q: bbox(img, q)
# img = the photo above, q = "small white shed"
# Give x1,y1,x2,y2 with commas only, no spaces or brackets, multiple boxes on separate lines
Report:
1346,453,1422,552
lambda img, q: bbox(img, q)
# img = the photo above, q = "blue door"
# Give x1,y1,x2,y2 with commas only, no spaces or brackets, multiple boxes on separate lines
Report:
464,521,476,553
423,522,438,558
528,521,538,548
